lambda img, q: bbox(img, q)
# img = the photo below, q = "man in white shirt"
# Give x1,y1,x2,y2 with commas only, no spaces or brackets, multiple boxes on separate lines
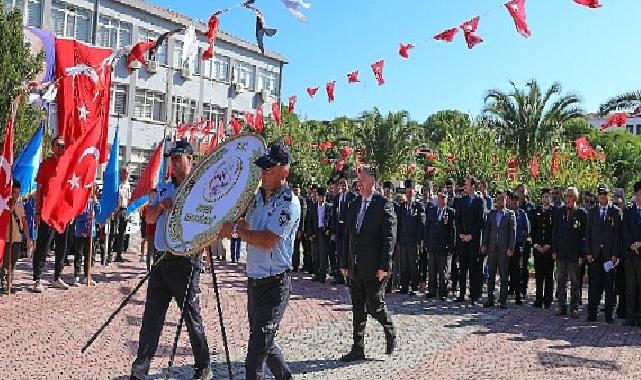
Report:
111,166,131,263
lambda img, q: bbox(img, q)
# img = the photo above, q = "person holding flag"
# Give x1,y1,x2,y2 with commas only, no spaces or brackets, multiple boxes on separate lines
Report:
1,181,32,294
71,186,101,287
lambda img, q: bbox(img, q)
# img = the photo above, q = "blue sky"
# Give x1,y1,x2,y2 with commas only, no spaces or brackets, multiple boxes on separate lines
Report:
150,0,641,122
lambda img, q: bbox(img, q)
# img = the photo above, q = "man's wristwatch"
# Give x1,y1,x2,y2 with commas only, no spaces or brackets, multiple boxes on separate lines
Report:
231,223,239,239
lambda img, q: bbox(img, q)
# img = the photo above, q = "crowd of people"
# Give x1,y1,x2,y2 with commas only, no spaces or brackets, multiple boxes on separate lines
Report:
294,174,641,326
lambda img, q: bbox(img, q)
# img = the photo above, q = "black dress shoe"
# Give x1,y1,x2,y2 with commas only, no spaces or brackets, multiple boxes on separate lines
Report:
439,296,447,301
515,298,523,305
543,303,551,310
398,288,409,294
532,301,543,308
455,296,465,302
483,301,495,308
340,350,365,362
499,303,507,309
570,309,579,319
605,315,614,324
385,334,396,355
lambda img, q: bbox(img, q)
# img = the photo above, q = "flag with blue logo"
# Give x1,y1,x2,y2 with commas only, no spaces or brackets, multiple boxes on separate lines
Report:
13,124,43,197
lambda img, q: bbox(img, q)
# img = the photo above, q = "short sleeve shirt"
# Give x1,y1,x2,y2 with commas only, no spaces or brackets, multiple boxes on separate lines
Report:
153,180,177,252
36,157,59,197
245,184,301,279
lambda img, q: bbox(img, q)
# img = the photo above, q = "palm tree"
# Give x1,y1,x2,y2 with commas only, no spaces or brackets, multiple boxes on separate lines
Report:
483,80,584,169
598,91,641,116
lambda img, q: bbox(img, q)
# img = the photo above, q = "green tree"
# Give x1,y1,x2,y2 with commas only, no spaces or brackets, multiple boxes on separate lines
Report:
1,2,45,153
483,80,584,170
422,110,471,147
598,90,640,116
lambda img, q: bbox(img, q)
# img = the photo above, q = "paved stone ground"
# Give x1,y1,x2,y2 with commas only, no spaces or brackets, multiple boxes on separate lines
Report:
1,238,641,379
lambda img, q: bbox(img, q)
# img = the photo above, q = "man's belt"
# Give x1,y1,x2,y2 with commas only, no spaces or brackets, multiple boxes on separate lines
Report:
248,270,291,288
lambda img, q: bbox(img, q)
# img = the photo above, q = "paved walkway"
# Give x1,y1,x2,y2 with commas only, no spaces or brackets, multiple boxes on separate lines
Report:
1,242,641,379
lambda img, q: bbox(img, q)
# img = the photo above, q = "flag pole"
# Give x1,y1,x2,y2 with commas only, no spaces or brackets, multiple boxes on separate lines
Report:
87,187,95,287
7,197,14,295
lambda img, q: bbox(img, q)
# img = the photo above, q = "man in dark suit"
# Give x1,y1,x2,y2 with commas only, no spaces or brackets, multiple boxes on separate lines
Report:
330,175,356,285
397,180,425,294
481,191,516,309
307,187,333,282
444,179,459,293
302,184,318,273
585,185,621,323
455,176,486,304
516,184,535,299
425,190,456,300
292,184,307,272
622,180,641,326
531,188,555,309
552,187,588,319
339,165,397,362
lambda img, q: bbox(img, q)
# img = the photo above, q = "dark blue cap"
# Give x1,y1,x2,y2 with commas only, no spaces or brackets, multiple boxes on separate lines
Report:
255,141,292,169
165,140,194,157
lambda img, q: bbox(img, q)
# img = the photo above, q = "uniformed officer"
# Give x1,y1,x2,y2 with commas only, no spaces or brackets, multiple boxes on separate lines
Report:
220,141,300,380
425,190,456,300
507,191,530,305
455,176,486,304
397,180,425,294
130,140,211,380
531,189,555,309
622,180,641,327
307,187,332,282
552,187,588,319
585,185,621,323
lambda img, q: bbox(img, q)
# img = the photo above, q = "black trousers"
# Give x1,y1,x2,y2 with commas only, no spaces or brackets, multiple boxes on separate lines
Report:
508,243,523,299
1,242,21,284
349,269,395,352
32,221,71,281
587,256,616,317
578,260,588,303
131,253,209,378
399,243,419,290
534,252,554,306
450,249,459,292
520,241,531,297
72,237,91,278
301,234,313,272
457,240,483,300
246,273,292,380
114,211,128,260
311,232,330,278
427,253,448,297
625,253,641,322
615,260,626,318
418,248,428,283
292,234,302,271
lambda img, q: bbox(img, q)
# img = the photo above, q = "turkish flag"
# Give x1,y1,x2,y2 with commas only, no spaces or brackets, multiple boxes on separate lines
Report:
202,14,220,60
574,0,602,8
347,70,360,83
326,81,336,103
371,60,385,85
307,86,319,98
288,95,296,113
530,157,539,179
600,113,627,131
254,107,265,133
399,43,415,59
272,102,282,126
575,136,596,160
230,115,242,135
41,123,102,233
433,28,458,42
0,105,15,263
460,16,484,49
505,0,531,38
55,39,112,164
244,112,255,129
127,40,156,68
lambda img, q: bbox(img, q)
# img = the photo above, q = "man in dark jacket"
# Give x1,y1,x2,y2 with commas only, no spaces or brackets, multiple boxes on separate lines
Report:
552,187,588,319
622,180,641,326
292,184,306,272
330,175,356,285
531,189,555,309
339,165,397,361
397,180,425,294
425,190,455,300
307,187,333,282
585,184,621,323
455,176,486,304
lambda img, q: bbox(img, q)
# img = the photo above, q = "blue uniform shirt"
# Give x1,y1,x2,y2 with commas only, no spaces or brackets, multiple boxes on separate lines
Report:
245,184,301,279
153,180,177,252
515,208,530,244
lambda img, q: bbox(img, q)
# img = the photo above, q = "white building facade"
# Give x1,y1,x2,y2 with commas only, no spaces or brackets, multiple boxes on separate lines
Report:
4,0,288,181
587,114,641,136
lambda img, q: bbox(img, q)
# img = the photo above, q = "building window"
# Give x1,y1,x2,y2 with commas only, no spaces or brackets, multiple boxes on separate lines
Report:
627,125,634,134
202,103,226,124
202,55,229,82
234,61,255,90
6,0,43,28
50,1,92,42
637,124,641,135
97,15,132,49
173,41,184,69
138,28,166,65
110,84,128,116
258,68,279,95
134,89,165,121
172,96,197,124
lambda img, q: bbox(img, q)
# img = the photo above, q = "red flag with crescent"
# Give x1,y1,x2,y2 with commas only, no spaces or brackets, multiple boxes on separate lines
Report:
505,0,531,38
399,43,415,59
288,95,296,113
230,115,242,135
460,16,483,49
326,81,336,103
0,102,15,263
434,28,458,42
371,60,385,85
272,102,282,126
574,0,602,8
347,70,360,84
41,123,102,233
307,87,319,98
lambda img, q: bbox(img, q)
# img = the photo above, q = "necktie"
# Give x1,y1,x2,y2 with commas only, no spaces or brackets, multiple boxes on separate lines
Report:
601,207,606,221
356,200,369,233
438,208,443,221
